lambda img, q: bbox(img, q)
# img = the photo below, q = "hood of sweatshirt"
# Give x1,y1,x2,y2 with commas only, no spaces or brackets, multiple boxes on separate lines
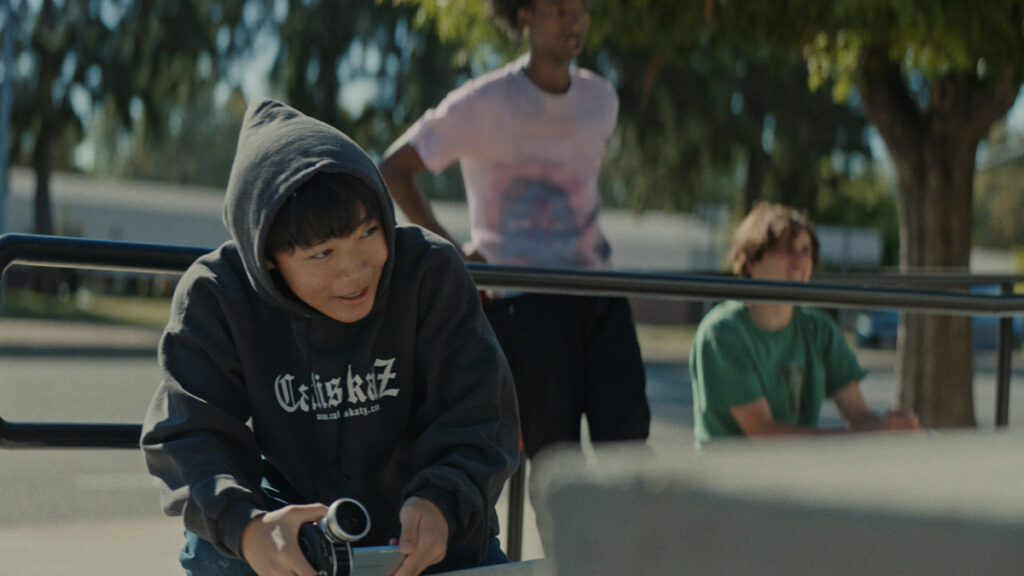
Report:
223,98,397,318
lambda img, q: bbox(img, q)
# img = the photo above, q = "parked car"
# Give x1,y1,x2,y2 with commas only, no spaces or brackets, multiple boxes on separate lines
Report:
853,285,1024,350
853,310,901,349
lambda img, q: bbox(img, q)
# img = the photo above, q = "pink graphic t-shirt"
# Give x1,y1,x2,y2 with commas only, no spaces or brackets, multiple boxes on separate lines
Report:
404,57,618,270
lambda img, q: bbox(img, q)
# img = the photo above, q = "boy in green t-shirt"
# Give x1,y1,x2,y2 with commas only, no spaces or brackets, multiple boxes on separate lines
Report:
690,202,919,446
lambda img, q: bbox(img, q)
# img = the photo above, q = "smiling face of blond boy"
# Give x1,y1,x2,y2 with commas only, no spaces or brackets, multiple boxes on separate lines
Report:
746,229,815,284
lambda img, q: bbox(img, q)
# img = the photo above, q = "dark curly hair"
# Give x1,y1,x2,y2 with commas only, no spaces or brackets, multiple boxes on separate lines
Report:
488,0,533,34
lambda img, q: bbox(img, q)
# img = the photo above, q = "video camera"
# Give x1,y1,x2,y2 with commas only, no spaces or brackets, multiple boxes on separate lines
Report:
297,498,405,576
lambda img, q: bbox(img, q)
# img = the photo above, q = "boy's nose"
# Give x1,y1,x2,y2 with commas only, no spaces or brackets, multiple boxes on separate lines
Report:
333,253,367,279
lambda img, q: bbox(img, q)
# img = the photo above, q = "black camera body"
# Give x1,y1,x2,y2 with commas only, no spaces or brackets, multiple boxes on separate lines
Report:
298,498,404,576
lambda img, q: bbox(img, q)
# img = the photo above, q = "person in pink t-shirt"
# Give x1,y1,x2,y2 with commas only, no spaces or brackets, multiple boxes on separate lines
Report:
381,0,650,461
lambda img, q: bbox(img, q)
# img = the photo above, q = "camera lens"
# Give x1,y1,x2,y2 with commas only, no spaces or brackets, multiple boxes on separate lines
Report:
322,498,371,543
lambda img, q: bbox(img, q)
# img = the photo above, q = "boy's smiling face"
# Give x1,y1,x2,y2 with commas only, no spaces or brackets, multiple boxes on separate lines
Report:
269,213,388,324
746,229,815,284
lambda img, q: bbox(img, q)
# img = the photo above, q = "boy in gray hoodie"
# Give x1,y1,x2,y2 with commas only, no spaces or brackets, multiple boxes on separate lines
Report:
141,99,520,576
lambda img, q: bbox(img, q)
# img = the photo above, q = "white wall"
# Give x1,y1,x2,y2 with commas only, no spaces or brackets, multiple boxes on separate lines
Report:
4,168,723,272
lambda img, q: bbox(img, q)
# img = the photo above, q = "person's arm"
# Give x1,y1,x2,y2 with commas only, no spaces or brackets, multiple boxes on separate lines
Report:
398,238,520,570
731,381,920,438
730,398,825,437
140,262,268,558
379,140,463,253
832,381,920,432
831,381,875,428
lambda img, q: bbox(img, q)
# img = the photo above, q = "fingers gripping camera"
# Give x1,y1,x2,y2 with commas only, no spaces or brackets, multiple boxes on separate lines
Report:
298,498,405,576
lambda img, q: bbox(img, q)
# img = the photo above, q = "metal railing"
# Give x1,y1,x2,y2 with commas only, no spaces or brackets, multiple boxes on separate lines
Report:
4,233,1024,560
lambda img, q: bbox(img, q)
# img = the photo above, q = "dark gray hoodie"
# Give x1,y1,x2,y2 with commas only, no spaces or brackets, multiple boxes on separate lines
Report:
141,99,520,568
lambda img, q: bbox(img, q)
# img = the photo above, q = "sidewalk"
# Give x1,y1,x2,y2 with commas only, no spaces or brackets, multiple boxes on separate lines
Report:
0,318,161,356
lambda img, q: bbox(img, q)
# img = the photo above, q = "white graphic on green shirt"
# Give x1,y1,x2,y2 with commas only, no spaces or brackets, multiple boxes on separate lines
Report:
780,362,805,419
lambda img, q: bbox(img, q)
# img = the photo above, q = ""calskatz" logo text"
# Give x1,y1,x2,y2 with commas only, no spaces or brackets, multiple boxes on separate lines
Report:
273,358,398,419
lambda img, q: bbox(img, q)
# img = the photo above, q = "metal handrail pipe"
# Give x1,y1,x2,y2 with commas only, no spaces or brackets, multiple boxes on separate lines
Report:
690,270,1024,289
5,233,1024,317
467,264,1024,317
0,418,141,449
0,233,207,274
815,271,1024,288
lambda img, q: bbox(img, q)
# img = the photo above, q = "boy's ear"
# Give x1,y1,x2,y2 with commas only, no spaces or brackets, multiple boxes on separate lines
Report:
266,258,277,270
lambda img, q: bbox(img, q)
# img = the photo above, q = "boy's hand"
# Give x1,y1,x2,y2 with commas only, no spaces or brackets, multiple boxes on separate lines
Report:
879,407,920,430
240,503,328,576
391,496,449,576
852,407,920,432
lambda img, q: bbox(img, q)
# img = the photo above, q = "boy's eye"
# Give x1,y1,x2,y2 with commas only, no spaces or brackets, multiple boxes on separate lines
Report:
308,248,332,260
361,224,380,239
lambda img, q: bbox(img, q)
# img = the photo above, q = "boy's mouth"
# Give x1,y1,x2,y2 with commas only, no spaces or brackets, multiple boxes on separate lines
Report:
338,286,369,301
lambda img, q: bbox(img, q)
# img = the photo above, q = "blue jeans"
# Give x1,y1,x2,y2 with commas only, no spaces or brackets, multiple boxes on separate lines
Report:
180,529,508,576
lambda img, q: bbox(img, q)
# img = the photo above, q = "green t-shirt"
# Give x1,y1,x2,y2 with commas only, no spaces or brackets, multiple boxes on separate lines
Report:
689,300,867,446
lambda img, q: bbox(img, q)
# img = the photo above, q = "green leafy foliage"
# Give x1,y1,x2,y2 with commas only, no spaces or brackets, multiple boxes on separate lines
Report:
7,0,258,232
392,0,520,59
265,0,479,200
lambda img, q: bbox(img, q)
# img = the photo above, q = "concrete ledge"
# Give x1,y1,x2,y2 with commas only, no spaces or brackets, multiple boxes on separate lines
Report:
531,432,1024,576
440,559,553,576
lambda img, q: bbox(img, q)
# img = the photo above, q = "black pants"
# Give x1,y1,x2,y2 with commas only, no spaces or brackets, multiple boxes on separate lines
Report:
486,294,650,458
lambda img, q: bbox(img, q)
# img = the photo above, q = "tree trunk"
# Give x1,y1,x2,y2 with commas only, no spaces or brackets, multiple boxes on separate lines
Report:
31,0,58,237
742,109,766,213
858,46,1020,427
891,134,975,427
32,122,54,236
28,110,57,295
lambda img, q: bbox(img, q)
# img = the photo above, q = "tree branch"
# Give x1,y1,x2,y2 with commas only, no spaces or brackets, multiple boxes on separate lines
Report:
857,43,924,163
